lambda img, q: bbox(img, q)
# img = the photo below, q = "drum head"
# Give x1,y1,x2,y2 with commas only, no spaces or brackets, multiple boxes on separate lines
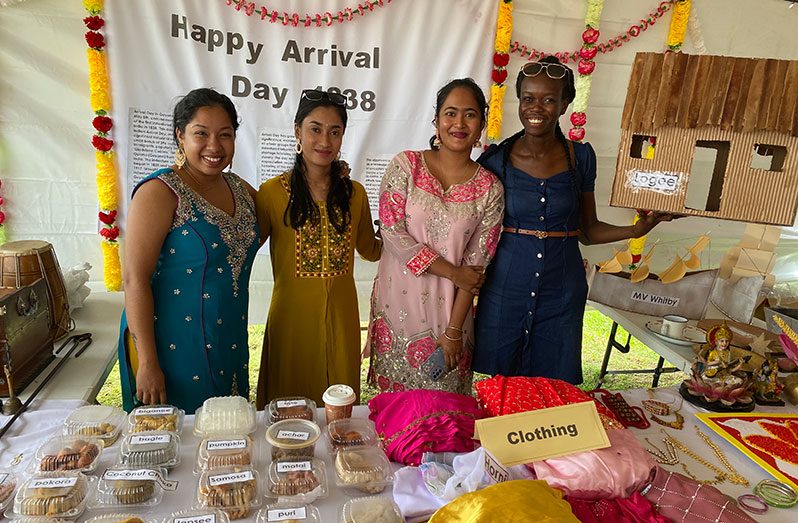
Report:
0,240,52,255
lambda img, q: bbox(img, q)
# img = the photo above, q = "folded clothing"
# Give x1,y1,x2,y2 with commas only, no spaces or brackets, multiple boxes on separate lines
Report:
368,390,485,466
567,492,669,523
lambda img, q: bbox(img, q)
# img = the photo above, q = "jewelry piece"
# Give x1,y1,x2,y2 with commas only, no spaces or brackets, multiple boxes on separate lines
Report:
295,140,303,154
642,399,670,416
737,494,769,514
443,332,462,342
645,437,679,465
650,411,685,430
174,146,186,168
446,325,463,332
589,389,650,429
662,430,728,485
694,426,749,486
473,139,482,148
432,131,441,148
754,479,798,508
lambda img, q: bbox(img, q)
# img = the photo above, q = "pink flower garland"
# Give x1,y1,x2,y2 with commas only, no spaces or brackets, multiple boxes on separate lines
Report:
224,0,393,27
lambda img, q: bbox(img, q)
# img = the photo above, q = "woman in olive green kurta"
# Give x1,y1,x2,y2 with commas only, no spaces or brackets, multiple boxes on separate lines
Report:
255,91,381,408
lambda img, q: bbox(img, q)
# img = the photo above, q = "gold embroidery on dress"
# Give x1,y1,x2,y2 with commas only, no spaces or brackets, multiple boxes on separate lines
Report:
160,171,257,295
279,174,352,278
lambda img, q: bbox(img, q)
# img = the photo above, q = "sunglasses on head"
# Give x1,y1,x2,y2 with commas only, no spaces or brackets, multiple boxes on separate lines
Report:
301,89,347,106
521,61,571,80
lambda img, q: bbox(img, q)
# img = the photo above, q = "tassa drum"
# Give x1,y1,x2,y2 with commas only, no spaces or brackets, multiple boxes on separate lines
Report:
0,240,72,341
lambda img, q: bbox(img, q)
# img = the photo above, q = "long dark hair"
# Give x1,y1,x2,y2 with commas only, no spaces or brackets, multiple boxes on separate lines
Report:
429,78,488,149
284,96,352,234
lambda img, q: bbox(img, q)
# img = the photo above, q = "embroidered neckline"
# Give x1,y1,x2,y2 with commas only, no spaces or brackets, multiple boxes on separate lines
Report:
161,170,257,295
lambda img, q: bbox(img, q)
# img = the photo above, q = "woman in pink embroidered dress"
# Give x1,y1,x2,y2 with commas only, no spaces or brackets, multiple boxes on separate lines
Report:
368,79,504,395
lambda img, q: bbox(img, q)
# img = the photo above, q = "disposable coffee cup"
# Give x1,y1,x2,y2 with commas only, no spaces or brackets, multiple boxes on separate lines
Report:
661,314,688,338
323,384,356,424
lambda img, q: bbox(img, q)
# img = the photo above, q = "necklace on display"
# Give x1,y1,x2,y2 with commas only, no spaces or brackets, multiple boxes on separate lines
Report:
661,428,749,487
644,388,685,430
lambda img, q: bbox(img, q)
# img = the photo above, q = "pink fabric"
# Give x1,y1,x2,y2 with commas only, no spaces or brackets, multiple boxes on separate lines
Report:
532,428,656,499
566,492,669,523
368,389,485,466
642,467,757,523
368,151,504,395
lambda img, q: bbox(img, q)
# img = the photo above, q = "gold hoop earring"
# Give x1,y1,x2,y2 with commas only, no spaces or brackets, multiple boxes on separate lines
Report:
174,147,186,168
295,140,302,154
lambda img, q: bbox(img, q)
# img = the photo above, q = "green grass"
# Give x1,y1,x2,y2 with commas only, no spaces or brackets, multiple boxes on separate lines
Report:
96,309,685,407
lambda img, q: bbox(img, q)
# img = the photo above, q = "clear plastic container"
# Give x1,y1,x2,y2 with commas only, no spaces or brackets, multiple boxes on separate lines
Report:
258,503,322,523
0,469,18,513
194,397,257,437
31,435,102,474
340,497,403,523
92,466,168,508
120,430,180,468
195,435,256,474
266,397,316,425
265,420,320,461
334,447,394,494
10,518,70,523
128,405,185,433
12,472,90,519
164,508,230,523
265,458,328,503
325,418,379,452
63,405,126,447
196,466,261,520
84,513,158,523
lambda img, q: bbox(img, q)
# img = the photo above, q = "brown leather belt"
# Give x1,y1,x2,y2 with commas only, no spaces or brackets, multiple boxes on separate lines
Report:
502,227,580,239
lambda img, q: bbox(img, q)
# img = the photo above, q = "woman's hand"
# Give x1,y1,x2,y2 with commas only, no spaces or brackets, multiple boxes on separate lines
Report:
436,330,463,371
135,361,167,405
450,265,486,294
633,210,680,237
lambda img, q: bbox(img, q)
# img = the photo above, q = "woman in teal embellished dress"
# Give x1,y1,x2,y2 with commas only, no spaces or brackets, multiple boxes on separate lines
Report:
117,88,260,413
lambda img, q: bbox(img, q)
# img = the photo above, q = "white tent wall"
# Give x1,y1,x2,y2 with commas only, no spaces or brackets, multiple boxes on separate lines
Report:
1,0,797,325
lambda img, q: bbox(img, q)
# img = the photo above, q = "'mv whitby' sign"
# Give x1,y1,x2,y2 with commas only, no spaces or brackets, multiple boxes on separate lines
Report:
630,290,680,307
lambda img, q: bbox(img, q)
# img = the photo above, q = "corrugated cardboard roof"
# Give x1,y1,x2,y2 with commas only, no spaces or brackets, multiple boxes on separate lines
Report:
621,52,798,136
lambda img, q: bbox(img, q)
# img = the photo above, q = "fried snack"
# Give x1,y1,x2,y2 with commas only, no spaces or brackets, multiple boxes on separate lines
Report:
119,518,146,523
273,404,314,422
19,479,87,516
199,478,256,520
335,451,387,494
268,470,320,497
77,423,119,446
40,440,100,471
0,479,15,505
329,427,365,451
131,414,178,432
108,480,155,505
206,449,251,469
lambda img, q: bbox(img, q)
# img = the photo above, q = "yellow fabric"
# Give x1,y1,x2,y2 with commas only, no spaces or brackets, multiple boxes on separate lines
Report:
429,480,578,523
125,330,139,375
254,174,381,408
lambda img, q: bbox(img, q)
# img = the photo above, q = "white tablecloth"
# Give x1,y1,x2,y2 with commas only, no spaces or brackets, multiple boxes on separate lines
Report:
4,394,798,522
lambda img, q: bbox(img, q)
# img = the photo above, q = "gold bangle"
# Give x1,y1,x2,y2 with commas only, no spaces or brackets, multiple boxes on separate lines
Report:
443,332,462,342
445,325,463,332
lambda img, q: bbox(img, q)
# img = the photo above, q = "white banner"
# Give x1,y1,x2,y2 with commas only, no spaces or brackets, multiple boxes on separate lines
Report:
105,0,498,218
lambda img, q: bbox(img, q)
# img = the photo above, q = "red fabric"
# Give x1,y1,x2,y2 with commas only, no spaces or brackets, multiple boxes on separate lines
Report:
474,375,617,421
567,492,670,523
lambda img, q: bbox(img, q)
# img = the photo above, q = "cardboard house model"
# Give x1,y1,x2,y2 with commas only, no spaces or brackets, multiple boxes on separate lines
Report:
611,52,798,226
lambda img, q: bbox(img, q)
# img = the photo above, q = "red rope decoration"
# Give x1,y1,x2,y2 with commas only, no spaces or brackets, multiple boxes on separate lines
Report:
225,0,394,27
510,1,676,63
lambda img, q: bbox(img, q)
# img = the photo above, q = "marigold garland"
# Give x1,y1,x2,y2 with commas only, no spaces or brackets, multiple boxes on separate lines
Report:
224,0,393,27
667,0,690,51
487,0,513,142
83,0,121,291
510,1,677,62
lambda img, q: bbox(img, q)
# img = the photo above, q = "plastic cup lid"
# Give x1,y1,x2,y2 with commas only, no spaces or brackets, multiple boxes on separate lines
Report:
322,385,356,406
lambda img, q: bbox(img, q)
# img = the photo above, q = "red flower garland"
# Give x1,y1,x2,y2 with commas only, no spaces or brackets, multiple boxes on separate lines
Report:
92,115,113,133
509,1,676,63
225,0,393,27
85,31,105,50
83,15,104,30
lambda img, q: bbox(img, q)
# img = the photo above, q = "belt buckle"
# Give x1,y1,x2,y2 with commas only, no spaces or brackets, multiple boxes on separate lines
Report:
534,230,548,239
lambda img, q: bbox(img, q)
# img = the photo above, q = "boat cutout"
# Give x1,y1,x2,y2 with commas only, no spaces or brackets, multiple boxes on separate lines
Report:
598,246,633,273
659,234,710,284
630,240,660,283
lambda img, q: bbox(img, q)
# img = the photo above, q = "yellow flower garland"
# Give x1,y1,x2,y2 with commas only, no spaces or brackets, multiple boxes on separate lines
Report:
84,0,122,291
487,1,513,141
667,0,691,51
